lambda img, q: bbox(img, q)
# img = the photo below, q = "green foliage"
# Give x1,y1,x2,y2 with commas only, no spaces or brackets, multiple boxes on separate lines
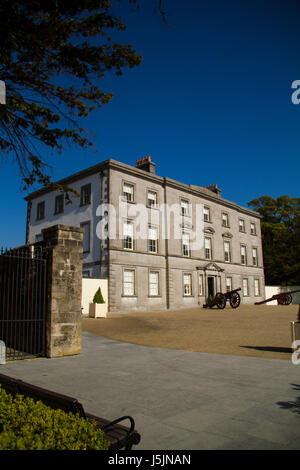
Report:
248,195,300,285
0,386,110,450
93,287,105,304
0,1,142,192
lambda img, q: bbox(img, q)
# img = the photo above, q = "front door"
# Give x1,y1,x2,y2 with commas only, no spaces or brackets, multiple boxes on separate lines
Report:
207,276,215,298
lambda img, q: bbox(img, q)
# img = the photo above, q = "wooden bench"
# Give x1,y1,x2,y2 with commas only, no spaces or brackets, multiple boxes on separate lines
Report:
0,372,141,450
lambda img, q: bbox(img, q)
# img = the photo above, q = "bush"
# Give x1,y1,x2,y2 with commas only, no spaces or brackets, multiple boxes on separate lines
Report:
0,386,110,450
93,287,105,304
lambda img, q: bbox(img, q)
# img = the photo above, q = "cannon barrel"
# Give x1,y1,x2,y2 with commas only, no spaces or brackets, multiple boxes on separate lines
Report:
226,288,241,295
255,289,300,305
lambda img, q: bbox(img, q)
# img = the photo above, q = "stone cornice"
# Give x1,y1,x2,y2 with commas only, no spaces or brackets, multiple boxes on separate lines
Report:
24,158,262,220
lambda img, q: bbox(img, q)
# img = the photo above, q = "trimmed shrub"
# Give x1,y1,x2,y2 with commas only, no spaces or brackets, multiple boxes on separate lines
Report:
93,287,105,304
0,386,110,450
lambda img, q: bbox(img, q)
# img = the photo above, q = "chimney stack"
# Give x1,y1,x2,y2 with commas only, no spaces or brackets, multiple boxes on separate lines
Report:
204,184,221,197
136,156,156,174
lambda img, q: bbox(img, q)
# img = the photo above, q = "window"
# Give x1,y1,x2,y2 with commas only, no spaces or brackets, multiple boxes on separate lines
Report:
254,279,260,296
250,223,256,235
80,222,91,253
147,191,157,208
224,241,231,263
183,273,192,296
123,221,133,250
226,277,232,292
243,278,249,296
222,213,229,227
181,199,189,216
82,270,90,278
199,274,204,296
205,237,212,260
148,226,158,253
252,247,258,266
240,245,247,265
36,201,45,220
149,271,159,296
54,194,64,214
203,207,210,222
80,184,91,206
182,233,190,257
123,183,134,202
123,269,135,296
239,219,245,232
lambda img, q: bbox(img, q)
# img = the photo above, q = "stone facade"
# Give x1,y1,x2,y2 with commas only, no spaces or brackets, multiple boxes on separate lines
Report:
25,158,265,314
42,225,83,357
108,161,264,312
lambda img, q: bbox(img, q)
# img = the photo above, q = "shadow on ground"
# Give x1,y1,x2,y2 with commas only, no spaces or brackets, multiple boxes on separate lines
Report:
240,345,292,354
277,384,300,415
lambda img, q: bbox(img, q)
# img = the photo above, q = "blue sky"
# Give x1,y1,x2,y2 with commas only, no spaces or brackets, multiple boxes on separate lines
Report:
1,0,300,248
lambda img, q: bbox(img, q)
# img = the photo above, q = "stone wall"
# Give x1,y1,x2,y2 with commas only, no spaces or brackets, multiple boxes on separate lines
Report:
42,225,84,358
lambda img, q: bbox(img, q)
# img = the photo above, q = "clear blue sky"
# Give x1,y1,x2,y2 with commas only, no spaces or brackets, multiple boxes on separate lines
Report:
1,0,299,248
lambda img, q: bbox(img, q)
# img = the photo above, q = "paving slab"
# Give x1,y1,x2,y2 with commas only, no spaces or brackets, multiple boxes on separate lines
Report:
0,331,299,450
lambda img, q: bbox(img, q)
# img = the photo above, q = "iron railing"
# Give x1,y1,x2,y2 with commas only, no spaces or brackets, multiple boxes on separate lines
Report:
0,244,48,361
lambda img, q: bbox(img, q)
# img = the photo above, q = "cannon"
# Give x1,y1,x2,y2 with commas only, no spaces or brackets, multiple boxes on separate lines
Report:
203,288,241,309
254,289,300,306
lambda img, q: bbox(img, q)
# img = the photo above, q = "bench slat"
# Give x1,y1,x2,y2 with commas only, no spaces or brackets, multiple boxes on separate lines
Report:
0,373,141,450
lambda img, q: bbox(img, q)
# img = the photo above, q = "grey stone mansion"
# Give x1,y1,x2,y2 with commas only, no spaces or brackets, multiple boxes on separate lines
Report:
25,156,265,312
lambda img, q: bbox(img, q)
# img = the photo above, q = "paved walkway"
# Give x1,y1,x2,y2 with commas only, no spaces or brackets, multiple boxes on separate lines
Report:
0,332,299,450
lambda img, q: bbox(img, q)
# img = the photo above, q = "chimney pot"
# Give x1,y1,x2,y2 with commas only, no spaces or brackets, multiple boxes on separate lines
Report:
136,155,156,174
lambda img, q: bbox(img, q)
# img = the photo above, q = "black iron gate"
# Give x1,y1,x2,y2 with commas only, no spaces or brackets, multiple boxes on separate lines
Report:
0,244,48,361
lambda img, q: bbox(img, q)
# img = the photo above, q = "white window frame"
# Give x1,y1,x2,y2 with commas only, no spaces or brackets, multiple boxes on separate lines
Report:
123,183,134,202
147,190,157,208
254,279,260,296
198,274,204,296
224,241,231,263
148,225,158,253
250,223,256,235
252,247,258,266
183,273,192,296
222,212,229,227
149,271,159,297
240,245,247,265
182,232,190,257
226,277,232,292
204,237,212,260
239,219,245,233
123,269,135,296
243,278,249,297
181,199,189,216
203,206,211,222
123,220,134,250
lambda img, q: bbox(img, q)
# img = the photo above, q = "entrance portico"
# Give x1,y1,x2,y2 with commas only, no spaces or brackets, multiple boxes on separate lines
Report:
197,262,224,300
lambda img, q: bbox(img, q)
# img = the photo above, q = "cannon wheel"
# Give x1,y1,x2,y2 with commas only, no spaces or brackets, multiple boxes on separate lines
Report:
230,291,241,309
277,294,292,306
215,292,226,309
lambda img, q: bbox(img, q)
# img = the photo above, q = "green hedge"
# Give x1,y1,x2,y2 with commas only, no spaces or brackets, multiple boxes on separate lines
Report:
0,386,110,450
